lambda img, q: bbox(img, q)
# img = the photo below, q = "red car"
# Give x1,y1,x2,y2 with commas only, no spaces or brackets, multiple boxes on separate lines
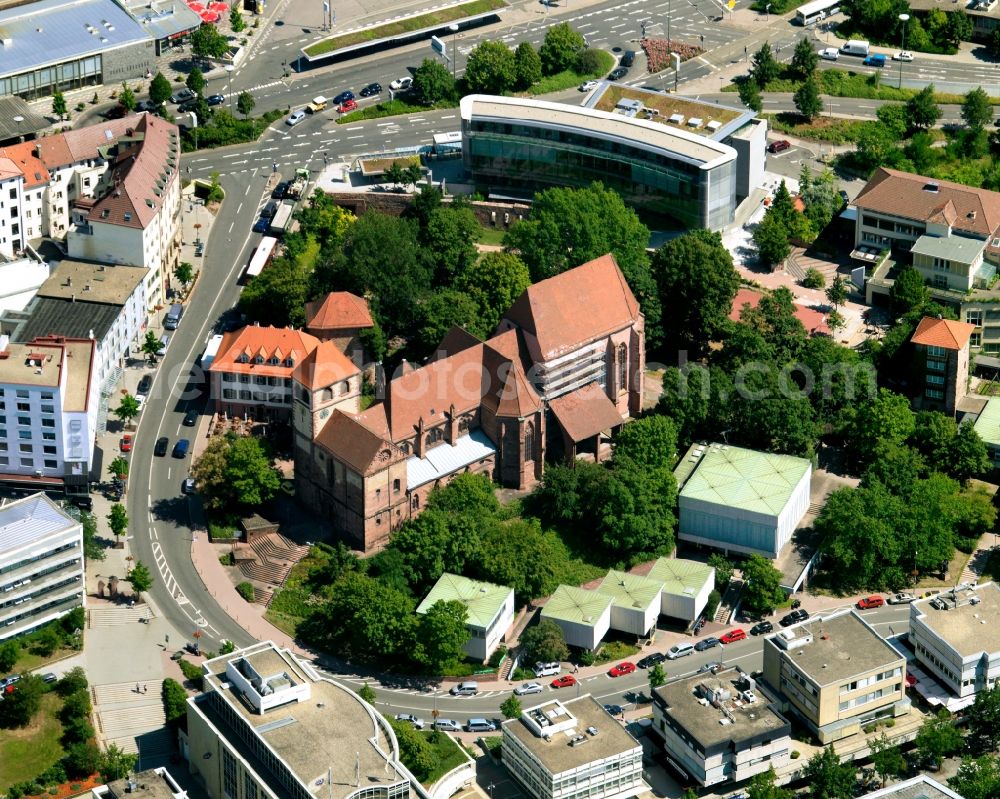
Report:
551,675,577,689
857,595,884,609
720,629,747,644
338,99,358,113
609,662,636,677
767,139,791,154
120,435,133,452
906,674,917,687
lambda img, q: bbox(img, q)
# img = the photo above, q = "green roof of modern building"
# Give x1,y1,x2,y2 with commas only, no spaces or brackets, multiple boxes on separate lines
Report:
594,570,664,610
415,573,512,628
646,558,714,597
541,585,613,626
675,443,811,517
974,398,1000,447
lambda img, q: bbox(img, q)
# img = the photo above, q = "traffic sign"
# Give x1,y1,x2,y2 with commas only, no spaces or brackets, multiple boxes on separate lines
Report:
431,35,446,56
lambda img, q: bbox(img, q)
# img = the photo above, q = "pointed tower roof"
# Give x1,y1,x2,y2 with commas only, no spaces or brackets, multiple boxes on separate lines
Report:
495,363,542,417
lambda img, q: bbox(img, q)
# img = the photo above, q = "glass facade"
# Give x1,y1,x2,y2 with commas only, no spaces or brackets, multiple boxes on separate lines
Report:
464,118,736,230
0,55,103,100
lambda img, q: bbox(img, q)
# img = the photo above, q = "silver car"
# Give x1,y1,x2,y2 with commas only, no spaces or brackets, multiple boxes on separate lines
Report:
514,682,544,696
394,713,425,729
434,718,461,732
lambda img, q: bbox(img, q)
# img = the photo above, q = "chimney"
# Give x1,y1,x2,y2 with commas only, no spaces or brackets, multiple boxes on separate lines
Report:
88,329,94,340
447,403,458,444
415,416,425,458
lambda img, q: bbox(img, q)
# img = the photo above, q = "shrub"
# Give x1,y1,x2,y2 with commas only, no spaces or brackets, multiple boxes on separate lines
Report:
177,657,203,689
236,582,256,602
578,649,596,666
575,48,604,75
162,678,188,728
791,750,801,759
488,645,507,668
219,552,235,566
55,667,88,697
955,536,979,554
802,268,826,289
641,38,704,72
705,589,722,619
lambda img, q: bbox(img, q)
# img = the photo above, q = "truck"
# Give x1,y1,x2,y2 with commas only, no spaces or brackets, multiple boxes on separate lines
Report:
307,96,328,113
286,168,310,200
840,39,870,56
268,202,294,236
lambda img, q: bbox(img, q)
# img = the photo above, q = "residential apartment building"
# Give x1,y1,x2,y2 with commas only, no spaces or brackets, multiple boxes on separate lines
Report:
651,668,791,788
0,335,98,492
909,582,1000,701
415,573,515,662
0,141,48,255
185,641,415,799
762,610,909,744
0,492,84,640
294,254,645,552
501,697,645,799
910,316,974,415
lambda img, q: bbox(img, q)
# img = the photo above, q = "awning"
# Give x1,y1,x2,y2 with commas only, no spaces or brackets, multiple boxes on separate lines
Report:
549,383,624,443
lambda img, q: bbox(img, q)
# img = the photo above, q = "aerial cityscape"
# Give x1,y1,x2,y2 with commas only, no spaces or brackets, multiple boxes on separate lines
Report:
2,0,1000,797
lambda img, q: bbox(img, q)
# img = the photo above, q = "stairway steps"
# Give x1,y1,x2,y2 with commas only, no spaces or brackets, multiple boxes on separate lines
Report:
88,606,152,628
94,679,164,705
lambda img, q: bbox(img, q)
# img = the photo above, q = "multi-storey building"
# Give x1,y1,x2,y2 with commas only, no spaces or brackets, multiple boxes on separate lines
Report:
415,573,515,662
184,641,416,799
501,697,645,799
651,667,791,788
909,316,974,415
762,610,909,744
0,492,84,640
0,335,98,492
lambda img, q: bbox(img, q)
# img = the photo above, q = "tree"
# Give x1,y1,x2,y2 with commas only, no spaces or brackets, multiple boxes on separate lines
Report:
191,433,282,511
801,746,856,799
791,37,818,79
967,684,1000,754
465,41,516,94
990,27,1000,61
947,423,991,484
0,673,44,728
946,9,973,46
855,123,900,170
741,554,785,614
127,560,153,598
869,733,905,787
652,228,739,356
63,741,103,779
114,393,140,428
149,72,172,107
161,678,188,727
853,388,916,467
614,416,677,469
750,42,780,88
803,268,826,289
458,251,531,333
239,253,309,329
172,261,194,290
191,23,229,60
748,768,793,799
108,456,129,481
412,58,456,105
738,79,763,113
949,756,1000,799
423,204,480,285
52,91,68,120
520,619,569,665
648,663,667,689
962,87,992,131
229,4,246,32
119,82,136,112
754,212,791,269
107,503,128,540
416,289,484,353
358,682,376,704
906,84,942,131
514,41,542,89
414,600,470,672
708,554,733,590
0,639,18,672
500,695,523,719
876,103,909,139
915,710,964,769
539,22,585,74
141,330,161,362
98,743,138,783
237,90,255,118
890,265,929,313
186,67,206,96
793,75,823,121
826,274,848,310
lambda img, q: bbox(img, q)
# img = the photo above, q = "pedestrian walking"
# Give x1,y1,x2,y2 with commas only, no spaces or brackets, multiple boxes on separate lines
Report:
136,682,141,693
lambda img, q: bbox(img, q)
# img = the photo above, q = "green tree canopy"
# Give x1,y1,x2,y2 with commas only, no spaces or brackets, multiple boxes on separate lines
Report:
500,695,523,719
915,710,964,768
738,78,763,113
186,67,206,96
414,599,470,672
948,756,1000,799
161,678,188,727
119,82,136,112
962,87,992,130
0,674,45,728
967,684,1000,754
747,768,793,799
458,251,531,333
416,288,484,353
191,23,229,59
539,22,586,74
107,503,128,539
412,58,457,105
422,203,480,286
852,388,917,467
114,394,140,428
52,91,68,119
801,746,856,799
613,415,678,470
855,123,901,171
175,261,194,287
750,42,780,88
754,212,791,269
889,265,929,313
906,84,942,131
514,41,543,89
741,554,786,614
141,330,161,361
869,733,905,787
237,91,255,118
127,560,153,597
190,433,282,511
793,75,823,121
648,662,667,689
465,41,516,94
520,619,570,664
791,37,818,79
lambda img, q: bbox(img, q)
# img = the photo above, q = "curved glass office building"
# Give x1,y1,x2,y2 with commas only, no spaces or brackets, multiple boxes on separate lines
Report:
460,95,738,230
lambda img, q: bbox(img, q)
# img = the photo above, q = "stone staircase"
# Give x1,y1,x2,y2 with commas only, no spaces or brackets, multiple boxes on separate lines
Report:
237,533,310,606
109,727,175,768
88,605,152,628
93,679,174,769
93,679,164,706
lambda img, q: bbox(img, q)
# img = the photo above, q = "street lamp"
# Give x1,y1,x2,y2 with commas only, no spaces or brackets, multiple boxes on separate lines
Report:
226,65,235,114
449,23,459,79
897,13,909,89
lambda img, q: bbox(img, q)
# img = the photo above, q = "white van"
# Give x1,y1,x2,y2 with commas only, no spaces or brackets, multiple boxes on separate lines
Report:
449,681,478,696
534,661,561,678
667,642,695,660
466,718,497,733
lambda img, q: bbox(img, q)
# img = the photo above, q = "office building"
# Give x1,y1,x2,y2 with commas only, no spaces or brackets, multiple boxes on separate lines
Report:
540,585,613,651
594,570,663,638
415,572,514,662
909,316,974,415
501,697,645,799
0,492,84,640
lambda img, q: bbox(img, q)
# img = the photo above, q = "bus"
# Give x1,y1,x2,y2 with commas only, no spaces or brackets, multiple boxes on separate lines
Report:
795,0,840,25
268,203,294,236
243,236,278,283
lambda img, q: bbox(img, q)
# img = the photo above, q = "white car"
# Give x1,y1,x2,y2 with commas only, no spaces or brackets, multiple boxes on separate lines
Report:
286,109,307,126
394,713,426,729
819,47,839,61
389,77,413,91
579,80,599,92
893,50,914,61
514,682,544,696
887,592,916,604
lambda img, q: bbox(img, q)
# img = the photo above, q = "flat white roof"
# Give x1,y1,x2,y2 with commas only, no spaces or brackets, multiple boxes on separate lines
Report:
0,493,80,557
461,95,737,170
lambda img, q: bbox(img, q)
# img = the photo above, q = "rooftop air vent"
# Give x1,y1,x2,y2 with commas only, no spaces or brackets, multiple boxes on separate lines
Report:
924,182,939,193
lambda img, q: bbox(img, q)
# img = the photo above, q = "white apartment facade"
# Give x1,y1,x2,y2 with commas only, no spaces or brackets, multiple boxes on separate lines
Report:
0,493,84,640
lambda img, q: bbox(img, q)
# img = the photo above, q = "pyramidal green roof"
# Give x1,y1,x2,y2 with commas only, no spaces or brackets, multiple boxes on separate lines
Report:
541,585,613,626
676,443,810,516
974,397,1000,448
415,573,511,628
646,557,714,597
595,570,664,610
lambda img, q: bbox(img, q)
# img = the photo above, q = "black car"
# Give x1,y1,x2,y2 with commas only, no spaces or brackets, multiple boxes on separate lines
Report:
750,621,774,636
780,609,810,627
170,87,196,104
332,90,354,105
177,99,199,113
603,704,623,716
620,50,636,68
608,66,629,81
105,104,129,119
272,181,290,200
637,652,667,669
359,82,382,98
694,637,721,651
183,409,198,426
206,94,225,106
136,100,160,113
137,375,153,395
154,437,169,457
261,200,278,219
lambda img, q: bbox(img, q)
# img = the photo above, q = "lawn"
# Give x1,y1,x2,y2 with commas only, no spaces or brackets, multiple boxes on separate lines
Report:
6,647,77,676
766,112,871,144
477,226,506,246
303,0,506,57
422,730,471,785
0,693,65,792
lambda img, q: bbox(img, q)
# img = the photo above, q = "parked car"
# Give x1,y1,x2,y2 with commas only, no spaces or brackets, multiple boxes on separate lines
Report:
286,109,307,126
389,77,413,91
767,139,791,154
69,496,93,510
206,93,226,106
603,704,623,716
579,80,599,92
332,90,354,105
608,66,629,81
182,477,196,495
434,719,461,732
720,629,747,644
120,435,133,452
177,99,199,113
105,104,129,119
857,595,884,609
609,662,636,677
818,47,839,60
272,181,290,199
551,675,577,689
394,714,425,729
154,437,169,457
183,409,199,427
449,681,478,696
137,375,153,395
514,682,544,695
750,621,774,636
136,100,160,113
887,592,915,604
261,200,278,219
695,637,721,651
338,99,358,113
637,652,666,669
620,50,636,67
359,82,382,97
466,718,496,733
667,642,694,659
41,673,57,684
170,88,196,104
173,439,189,459
698,661,724,674
780,609,810,626
893,50,914,61
253,216,269,233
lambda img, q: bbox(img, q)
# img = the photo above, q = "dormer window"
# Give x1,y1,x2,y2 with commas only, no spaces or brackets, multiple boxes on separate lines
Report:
268,356,279,366
123,212,132,222
254,355,264,364
237,354,249,363
285,357,295,367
